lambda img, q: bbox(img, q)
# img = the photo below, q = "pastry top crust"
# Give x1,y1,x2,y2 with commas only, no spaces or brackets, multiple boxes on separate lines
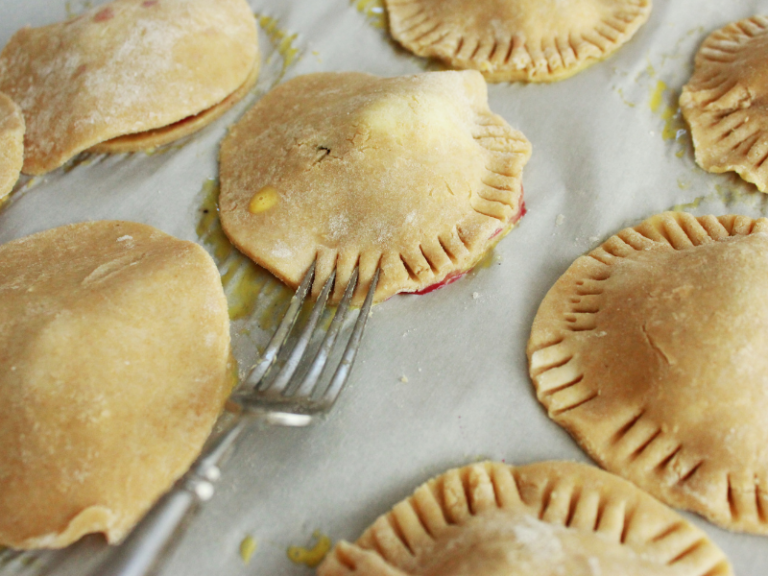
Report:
318,461,732,576
528,212,768,534
0,221,231,549
680,16,768,192
219,71,531,304
0,0,258,175
90,58,260,154
384,0,651,82
0,91,24,201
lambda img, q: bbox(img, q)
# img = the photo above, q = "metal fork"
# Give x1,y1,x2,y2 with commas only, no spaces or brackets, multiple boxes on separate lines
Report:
90,263,380,576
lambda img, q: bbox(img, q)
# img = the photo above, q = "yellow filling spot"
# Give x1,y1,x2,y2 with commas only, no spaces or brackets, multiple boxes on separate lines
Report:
661,106,687,142
287,531,332,568
353,0,387,29
249,186,280,214
239,535,258,565
649,80,667,113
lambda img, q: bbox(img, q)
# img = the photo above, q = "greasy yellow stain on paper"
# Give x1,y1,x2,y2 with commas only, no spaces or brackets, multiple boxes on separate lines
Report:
353,0,388,29
257,15,301,82
671,195,703,212
615,86,636,108
288,530,332,568
196,179,291,323
647,80,690,160
649,80,666,113
669,178,763,213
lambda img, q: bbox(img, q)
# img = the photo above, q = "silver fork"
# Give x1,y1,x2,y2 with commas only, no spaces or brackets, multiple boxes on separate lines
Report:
90,263,380,576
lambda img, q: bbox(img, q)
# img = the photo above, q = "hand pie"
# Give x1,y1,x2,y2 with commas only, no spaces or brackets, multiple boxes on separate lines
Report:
0,0,259,175
681,16,768,192
0,221,231,549
528,212,768,534
0,92,24,202
219,71,531,304
318,461,732,576
383,0,651,82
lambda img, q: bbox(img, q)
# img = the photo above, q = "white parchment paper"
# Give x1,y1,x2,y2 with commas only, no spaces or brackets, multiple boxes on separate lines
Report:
0,0,767,574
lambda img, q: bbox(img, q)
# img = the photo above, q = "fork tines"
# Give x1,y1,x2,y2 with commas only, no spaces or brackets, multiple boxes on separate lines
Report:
231,262,379,424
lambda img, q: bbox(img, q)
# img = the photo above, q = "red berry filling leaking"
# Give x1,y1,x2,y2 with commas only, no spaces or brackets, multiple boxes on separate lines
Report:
413,198,526,295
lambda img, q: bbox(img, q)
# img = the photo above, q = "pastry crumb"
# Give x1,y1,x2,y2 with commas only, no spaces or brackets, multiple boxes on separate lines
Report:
472,292,479,299
400,375,409,383
556,214,565,226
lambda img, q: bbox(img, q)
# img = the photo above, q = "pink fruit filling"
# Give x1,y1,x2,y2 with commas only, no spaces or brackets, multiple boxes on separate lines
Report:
413,198,526,296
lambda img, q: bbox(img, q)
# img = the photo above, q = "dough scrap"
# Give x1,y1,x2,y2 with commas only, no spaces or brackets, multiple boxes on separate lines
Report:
384,0,651,83
318,461,732,576
0,0,258,175
219,71,531,304
0,91,24,202
0,221,231,549
528,211,768,534
681,16,768,192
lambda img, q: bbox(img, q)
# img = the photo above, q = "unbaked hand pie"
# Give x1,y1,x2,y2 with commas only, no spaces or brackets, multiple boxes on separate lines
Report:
383,0,651,82
681,16,768,192
528,211,768,534
317,461,732,576
219,71,531,304
0,221,231,549
0,0,258,175
0,91,24,202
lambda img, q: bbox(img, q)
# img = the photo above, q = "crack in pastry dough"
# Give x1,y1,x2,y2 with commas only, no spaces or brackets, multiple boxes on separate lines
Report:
219,71,531,304
681,16,768,191
0,92,23,202
0,0,258,174
528,211,768,535
0,221,231,549
317,461,732,575
384,0,651,83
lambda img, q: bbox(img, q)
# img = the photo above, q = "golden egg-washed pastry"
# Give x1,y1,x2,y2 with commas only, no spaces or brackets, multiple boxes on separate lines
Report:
681,16,768,192
384,0,651,83
0,0,258,175
528,212,768,535
219,71,531,304
318,461,732,576
0,221,231,549
0,92,24,202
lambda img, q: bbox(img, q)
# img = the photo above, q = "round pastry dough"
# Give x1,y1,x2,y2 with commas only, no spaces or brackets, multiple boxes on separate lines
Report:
318,461,732,576
219,71,531,304
0,91,24,202
384,0,652,82
528,212,768,534
0,0,258,175
0,221,231,549
90,58,261,154
681,16,768,192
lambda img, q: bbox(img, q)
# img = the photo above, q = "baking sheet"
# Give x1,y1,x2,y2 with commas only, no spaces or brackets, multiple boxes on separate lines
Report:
1,0,768,574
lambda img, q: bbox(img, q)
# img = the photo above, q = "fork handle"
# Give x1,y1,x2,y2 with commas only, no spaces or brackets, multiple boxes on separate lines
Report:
89,418,247,576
